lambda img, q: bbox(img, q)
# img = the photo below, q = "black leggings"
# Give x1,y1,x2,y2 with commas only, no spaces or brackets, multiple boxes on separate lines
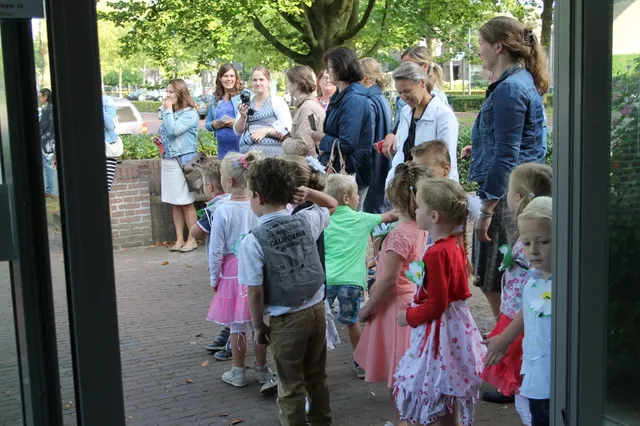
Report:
529,398,550,426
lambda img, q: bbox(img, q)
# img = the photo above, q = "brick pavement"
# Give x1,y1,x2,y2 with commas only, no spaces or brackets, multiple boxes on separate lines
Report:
0,231,522,426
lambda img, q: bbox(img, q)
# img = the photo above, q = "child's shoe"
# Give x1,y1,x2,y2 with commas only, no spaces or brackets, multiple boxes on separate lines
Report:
260,372,279,395
214,340,232,361
353,361,366,379
222,366,246,387
254,364,274,384
206,328,230,352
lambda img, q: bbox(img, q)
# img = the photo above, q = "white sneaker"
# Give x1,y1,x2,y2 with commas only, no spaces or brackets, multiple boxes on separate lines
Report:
222,366,246,387
254,364,273,384
305,396,310,414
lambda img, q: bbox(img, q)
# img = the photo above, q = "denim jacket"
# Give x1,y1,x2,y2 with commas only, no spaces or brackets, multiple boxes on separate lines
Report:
204,89,253,132
39,103,55,153
469,65,546,200
103,95,118,143
159,107,199,158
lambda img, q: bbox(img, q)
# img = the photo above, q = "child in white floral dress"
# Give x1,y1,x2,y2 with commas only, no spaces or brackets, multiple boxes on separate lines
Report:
394,178,486,426
481,163,552,425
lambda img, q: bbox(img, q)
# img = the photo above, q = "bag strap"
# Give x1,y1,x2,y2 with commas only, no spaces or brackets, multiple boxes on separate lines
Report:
336,141,346,172
328,138,339,164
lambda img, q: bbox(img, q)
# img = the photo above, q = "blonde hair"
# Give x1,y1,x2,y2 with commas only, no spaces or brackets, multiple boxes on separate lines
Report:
282,155,326,191
479,16,550,95
509,163,553,218
359,57,387,90
416,177,473,277
324,174,357,205
203,158,223,191
518,196,552,221
221,151,264,187
401,45,444,91
411,140,451,166
393,62,431,93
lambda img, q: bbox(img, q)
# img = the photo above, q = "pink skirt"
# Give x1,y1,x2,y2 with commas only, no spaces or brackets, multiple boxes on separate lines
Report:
206,254,252,326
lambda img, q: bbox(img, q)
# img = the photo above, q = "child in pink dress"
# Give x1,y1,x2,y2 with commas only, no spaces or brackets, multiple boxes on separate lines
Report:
394,178,486,426
355,163,430,393
207,151,273,388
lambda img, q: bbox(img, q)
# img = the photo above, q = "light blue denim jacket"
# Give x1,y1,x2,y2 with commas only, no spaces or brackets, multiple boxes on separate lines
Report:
204,89,253,132
103,95,118,143
469,65,546,200
159,107,199,158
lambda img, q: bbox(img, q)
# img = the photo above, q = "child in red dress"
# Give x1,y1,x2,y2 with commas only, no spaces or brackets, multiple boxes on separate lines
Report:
480,163,552,425
394,178,485,426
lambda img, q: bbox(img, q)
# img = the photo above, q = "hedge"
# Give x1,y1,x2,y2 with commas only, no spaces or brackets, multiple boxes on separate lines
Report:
448,95,485,112
131,100,162,113
120,130,218,160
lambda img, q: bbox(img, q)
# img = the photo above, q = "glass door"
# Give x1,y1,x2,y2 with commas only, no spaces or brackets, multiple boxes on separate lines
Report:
554,0,640,425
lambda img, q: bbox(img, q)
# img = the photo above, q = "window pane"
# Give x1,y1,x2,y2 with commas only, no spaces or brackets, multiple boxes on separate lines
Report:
607,0,640,423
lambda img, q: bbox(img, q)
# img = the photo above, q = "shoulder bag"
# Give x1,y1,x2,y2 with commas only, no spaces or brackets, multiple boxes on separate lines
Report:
176,135,208,192
326,139,348,175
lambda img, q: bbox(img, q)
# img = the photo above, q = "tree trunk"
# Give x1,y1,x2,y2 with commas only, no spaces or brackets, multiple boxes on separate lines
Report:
39,20,51,89
540,0,554,52
118,69,123,98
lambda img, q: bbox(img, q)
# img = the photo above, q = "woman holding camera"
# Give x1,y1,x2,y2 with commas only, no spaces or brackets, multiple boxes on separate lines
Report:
158,78,200,253
205,64,252,159
282,66,325,157
233,66,292,157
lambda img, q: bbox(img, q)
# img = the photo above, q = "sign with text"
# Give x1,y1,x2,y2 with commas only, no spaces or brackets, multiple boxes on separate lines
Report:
0,0,43,19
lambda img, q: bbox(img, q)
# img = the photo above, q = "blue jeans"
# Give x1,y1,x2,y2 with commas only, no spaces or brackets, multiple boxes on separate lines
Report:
42,152,57,195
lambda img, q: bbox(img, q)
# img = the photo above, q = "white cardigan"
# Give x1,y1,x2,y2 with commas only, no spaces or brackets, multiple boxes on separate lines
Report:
233,94,293,136
385,95,459,187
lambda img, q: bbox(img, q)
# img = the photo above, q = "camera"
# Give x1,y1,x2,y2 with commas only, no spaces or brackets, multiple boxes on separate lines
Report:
240,92,250,106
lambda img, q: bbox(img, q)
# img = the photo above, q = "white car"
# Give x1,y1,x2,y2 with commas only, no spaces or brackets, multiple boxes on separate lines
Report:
114,98,148,135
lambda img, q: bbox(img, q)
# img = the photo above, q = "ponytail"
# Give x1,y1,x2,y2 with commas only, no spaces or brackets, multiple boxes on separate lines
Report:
429,63,444,91
524,32,550,95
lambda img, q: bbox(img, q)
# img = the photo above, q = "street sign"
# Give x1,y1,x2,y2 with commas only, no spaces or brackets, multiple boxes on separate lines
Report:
0,0,43,19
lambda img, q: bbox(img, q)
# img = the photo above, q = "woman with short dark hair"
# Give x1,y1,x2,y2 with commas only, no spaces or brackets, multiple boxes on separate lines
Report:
311,47,373,209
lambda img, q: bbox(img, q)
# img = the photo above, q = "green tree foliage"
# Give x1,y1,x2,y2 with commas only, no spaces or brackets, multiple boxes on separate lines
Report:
103,0,531,74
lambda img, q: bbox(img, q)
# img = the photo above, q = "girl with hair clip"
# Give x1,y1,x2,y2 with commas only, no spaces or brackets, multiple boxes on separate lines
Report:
207,150,273,388
354,163,431,419
259,154,340,396
480,163,552,424
393,178,486,426
486,197,554,426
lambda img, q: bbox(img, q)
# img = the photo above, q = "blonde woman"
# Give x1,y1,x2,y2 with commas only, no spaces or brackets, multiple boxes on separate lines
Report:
282,66,326,157
381,45,449,159
359,58,393,213
234,66,292,157
317,69,337,110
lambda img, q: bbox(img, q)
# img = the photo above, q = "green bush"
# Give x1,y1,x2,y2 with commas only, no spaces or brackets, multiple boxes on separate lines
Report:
545,93,553,107
444,90,486,96
457,125,554,192
121,130,218,160
448,95,485,112
131,100,162,113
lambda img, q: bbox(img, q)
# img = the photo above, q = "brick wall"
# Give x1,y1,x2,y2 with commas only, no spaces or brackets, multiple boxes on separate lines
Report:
109,161,154,250
109,159,209,250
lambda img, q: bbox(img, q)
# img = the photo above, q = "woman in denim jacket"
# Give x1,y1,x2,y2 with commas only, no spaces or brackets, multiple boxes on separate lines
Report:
466,16,550,327
158,78,200,252
205,64,252,159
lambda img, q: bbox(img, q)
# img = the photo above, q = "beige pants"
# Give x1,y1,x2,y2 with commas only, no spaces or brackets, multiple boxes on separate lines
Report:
269,302,332,426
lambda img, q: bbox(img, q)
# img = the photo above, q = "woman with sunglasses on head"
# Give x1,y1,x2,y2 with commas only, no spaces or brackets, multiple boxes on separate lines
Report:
234,66,292,158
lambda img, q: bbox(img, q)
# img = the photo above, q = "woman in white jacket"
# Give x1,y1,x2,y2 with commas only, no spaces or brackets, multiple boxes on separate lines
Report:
384,62,459,188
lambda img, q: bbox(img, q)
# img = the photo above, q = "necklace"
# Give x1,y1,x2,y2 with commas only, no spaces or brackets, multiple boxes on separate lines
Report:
230,195,250,200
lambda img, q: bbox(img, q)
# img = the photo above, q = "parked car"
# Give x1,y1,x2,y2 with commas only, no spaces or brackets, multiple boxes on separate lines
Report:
158,97,208,119
146,88,166,101
115,98,148,135
126,89,147,101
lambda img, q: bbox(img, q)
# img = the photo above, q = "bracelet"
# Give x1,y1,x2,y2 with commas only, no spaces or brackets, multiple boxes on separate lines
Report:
479,211,493,220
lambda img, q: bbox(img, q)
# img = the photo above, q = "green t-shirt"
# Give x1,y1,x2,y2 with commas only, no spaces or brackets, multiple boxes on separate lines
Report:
324,205,382,288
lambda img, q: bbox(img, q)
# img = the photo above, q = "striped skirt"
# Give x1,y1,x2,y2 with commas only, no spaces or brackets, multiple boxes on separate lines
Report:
106,158,117,192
